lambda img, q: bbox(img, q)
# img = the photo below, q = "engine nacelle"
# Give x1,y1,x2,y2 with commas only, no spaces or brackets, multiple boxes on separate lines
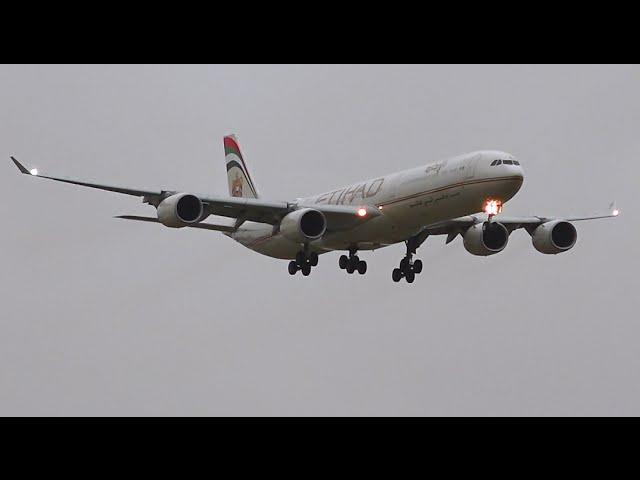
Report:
531,220,577,254
157,193,204,228
463,221,509,256
280,208,327,243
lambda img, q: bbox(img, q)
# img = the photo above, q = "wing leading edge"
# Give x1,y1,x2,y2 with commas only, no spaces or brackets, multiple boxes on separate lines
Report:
420,203,620,241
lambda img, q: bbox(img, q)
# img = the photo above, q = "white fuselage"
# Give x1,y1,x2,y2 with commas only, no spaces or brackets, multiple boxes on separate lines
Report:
230,150,524,259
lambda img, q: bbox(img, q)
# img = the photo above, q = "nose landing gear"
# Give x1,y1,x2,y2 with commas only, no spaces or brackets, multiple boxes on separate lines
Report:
288,249,319,276
339,248,367,275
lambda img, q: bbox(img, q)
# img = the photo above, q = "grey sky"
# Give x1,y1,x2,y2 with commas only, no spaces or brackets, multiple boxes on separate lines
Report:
1,64,637,416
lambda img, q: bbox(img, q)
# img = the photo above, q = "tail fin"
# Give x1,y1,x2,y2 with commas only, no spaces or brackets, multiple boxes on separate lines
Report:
224,135,259,199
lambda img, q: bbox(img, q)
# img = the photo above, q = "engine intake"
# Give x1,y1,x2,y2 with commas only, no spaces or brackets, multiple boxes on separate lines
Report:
463,221,509,256
280,208,327,243
157,193,204,228
532,220,577,254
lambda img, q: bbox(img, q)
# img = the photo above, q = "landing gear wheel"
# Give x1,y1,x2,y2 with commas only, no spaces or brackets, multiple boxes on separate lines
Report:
413,259,423,274
293,248,318,277
393,235,428,283
392,268,403,283
357,261,367,275
400,258,409,272
342,248,365,275
288,261,298,275
402,261,413,276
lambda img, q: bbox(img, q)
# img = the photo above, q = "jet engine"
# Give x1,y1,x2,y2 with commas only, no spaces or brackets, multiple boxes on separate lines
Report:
280,208,327,243
463,221,509,256
531,220,577,254
157,193,205,228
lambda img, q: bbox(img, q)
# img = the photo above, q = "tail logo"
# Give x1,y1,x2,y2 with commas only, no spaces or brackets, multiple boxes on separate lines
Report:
231,173,243,197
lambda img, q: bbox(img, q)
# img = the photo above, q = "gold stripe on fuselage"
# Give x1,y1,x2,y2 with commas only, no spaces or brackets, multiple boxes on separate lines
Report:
378,175,523,208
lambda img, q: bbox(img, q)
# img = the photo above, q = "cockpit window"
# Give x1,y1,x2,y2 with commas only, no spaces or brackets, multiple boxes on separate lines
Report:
491,159,520,166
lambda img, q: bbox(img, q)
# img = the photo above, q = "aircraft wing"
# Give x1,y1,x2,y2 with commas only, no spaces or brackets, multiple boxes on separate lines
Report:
198,197,381,229
421,203,620,242
11,157,162,197
11,157,380,230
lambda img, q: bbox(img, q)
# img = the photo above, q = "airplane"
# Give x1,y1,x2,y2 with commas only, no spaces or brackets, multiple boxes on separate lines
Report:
11,135,619,284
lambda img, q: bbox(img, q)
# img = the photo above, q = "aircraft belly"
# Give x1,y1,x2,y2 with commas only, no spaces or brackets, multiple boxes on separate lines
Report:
233,222,325,260
320,215,411,250
251,235,303,259
463,176,522,204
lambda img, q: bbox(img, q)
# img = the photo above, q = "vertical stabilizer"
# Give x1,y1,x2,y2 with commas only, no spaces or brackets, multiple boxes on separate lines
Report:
224,135,258,199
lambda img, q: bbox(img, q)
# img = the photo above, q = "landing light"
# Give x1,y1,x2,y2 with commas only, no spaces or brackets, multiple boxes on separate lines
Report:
613,209,620,217
30,168,38,176
357,208,368,217
483,199,503,216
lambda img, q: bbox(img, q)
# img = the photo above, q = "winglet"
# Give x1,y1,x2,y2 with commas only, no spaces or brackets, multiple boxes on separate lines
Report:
11,157,38,175
609,201,620,217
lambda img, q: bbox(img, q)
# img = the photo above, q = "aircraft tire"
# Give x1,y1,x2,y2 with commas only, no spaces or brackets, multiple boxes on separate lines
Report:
357,261,367,275
402,262,413,276
288,261,298,275
400,258,409,272
413,259,423,274
392,268,403,283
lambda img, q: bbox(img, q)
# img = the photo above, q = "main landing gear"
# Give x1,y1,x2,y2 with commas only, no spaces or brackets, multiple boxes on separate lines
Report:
288,249,319,276
339,248,367,275
392,237,425,284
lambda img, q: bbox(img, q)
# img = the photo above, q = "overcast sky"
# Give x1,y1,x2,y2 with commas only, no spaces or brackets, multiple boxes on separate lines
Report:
1,64,638,416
